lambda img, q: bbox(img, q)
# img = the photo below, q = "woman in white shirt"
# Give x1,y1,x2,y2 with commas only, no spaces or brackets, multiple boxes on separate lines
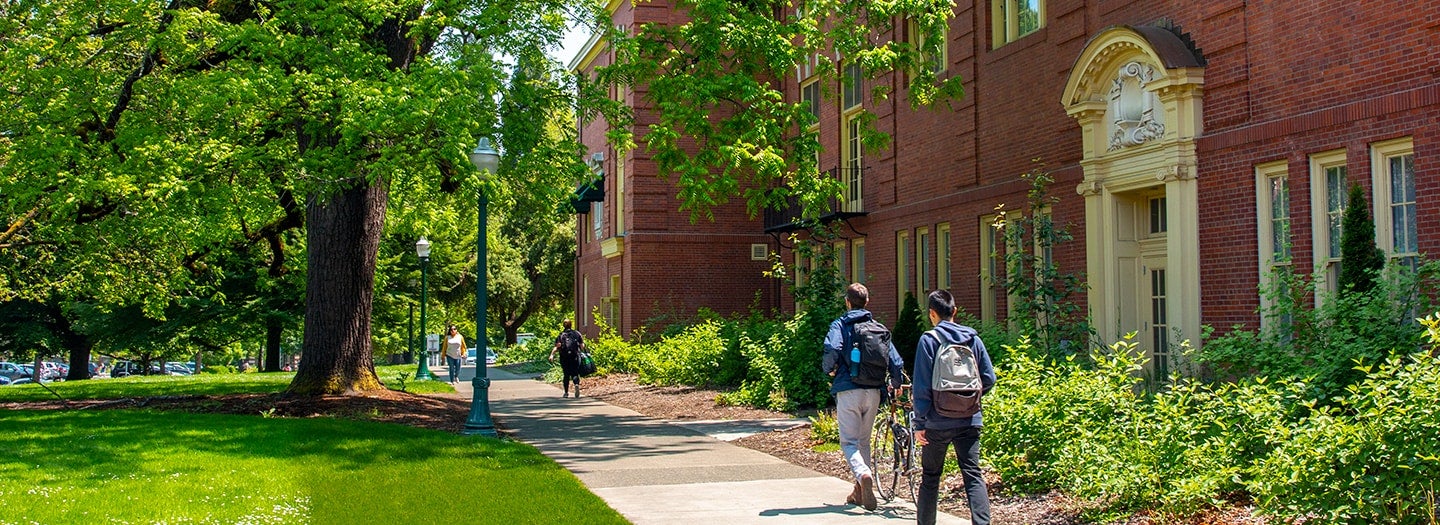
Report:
444,325,465,384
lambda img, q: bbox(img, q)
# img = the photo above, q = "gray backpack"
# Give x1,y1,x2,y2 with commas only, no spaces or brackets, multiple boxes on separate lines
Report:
926,329,983,418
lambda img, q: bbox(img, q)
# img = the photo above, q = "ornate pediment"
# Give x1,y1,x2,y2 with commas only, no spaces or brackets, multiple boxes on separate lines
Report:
1107,61,1165,151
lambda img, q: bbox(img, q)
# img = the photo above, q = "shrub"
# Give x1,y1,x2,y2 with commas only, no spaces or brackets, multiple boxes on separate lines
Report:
1249,347,1440,524
200,365,236,374
1199,260,1439,400
808,410,839,445
892,292,925,366
718,310,832,411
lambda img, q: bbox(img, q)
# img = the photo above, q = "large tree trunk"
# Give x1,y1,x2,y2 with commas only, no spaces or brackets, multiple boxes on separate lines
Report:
288,181,389,395
264,318,282,372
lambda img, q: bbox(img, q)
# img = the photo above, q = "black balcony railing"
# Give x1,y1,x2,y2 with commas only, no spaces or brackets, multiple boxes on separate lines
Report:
568,176,604,214
763,167,867,233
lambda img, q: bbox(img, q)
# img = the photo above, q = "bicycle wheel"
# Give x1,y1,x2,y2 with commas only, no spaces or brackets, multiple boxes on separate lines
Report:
870,412,902,501
898,416,919,502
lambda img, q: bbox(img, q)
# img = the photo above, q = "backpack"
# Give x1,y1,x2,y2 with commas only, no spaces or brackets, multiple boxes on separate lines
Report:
926,329,983,419
843,314,892,388
558,330,584,359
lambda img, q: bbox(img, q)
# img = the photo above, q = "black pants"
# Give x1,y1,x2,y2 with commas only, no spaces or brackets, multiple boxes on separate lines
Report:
563,372,581,392
916,426,990,525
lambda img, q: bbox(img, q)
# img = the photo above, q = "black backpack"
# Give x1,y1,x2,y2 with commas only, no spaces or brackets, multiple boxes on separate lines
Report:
558,330,584,359
843,314,892,388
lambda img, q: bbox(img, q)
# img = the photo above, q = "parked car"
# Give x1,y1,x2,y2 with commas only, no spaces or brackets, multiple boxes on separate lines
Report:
0,376,11,386
0,361,27,381
464,348,498,366
19,364,61,381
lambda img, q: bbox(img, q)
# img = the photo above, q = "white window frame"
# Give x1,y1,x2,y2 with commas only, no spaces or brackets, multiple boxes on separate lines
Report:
897,230,911,301
1370,137,1417,265
991,0,1045,48
979,214,1002,322
852,238,866,284
1309,149,1347,298
937,222,951,291
1255,160,1291,328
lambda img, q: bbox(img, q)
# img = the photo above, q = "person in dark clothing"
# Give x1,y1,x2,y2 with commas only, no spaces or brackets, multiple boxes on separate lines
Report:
548,319,586,398
912,290,996,525
822,283,905,511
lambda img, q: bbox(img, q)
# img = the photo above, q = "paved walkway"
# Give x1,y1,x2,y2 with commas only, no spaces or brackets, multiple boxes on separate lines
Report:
452,365,971,525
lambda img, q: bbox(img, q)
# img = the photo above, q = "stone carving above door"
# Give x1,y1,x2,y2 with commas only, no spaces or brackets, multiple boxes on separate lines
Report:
1107,61,1165,151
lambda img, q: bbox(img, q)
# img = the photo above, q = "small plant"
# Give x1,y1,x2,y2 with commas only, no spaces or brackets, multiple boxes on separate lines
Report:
394,372,411,393
259,408,278,418
808,410,839,446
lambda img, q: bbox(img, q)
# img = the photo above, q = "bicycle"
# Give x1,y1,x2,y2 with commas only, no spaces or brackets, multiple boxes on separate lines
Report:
871,383,919,502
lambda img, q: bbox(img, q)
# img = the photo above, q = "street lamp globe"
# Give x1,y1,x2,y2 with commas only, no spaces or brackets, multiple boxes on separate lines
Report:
469,137,500,175
415,236,431,258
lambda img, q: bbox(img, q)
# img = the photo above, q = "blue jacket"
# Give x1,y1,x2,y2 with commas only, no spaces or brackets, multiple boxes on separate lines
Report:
911,321,996,430
823,309,905,395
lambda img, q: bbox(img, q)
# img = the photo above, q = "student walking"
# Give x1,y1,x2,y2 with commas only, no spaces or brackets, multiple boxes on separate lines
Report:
549,319,586,398
443,325,465,384
822,283,905,511
912,290,996,525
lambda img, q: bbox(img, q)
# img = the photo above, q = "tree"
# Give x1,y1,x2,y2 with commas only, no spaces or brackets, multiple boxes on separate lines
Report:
601,0,965,222
1339,183,1386,295
892,292,925,366
2,0,596,395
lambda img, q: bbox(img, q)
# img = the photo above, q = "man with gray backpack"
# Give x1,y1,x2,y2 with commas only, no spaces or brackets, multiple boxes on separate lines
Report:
822,283,905,511
912,289,996,525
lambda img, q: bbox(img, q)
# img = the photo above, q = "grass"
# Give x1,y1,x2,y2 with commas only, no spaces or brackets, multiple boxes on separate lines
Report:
0,410,627,524
0,364,457,402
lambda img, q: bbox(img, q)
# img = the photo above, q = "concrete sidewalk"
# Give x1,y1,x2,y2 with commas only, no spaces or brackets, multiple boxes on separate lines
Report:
452,365,971,525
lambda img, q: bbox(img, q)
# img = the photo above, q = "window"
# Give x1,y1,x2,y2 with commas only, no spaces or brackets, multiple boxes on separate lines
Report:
937,223,951,290
602,275,621,328
907,16,948,75
852,238,866,283
1148,197,1167,234
841,62,864,213
582,275,589,327
1309,150,1347,295
800,80,821,127
615,150,626,236
1255,161,1290,329
1371,138,1417,269
896,230,911,301
916,227,931,297
834,240,849,282
991,0,1043,48
1150,268,1170,378
979,214,1003,322
591,200,604,241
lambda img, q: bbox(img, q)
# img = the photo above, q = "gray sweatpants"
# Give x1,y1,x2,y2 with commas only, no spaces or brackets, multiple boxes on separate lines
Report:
835,387,881,481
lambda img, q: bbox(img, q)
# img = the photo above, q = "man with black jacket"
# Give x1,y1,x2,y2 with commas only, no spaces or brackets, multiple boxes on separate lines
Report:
911,290,996,525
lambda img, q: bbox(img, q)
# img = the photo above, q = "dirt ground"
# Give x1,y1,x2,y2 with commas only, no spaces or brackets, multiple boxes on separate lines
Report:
6,372,1269,524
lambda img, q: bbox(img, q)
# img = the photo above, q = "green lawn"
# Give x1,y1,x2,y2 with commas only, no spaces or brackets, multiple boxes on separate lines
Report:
0,410,628,524
0,364,455,402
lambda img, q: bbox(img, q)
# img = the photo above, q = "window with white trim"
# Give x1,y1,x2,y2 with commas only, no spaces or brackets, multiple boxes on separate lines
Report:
1309,150,1347,295
842,62,864,212
937,223,951,291
1371,137,1417,269
980,214,1003,322
916,226,931,298
897,230,911,300
907,16,948,75
1255,161,1291,329
991,0,1043,48
852,238,866,284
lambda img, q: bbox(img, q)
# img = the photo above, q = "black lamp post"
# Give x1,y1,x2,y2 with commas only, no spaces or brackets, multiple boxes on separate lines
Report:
463,137,500,437
415,237,436,381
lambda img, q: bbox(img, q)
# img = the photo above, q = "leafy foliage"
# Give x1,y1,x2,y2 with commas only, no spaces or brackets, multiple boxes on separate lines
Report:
892,291,925,365
1199,259,1439,400
990,163,1092,362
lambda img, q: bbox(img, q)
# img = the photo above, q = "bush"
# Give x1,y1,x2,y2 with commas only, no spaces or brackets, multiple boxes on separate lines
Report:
808,410,839,445
718,310,832,411
200,365,236,374
1199,260,1439,400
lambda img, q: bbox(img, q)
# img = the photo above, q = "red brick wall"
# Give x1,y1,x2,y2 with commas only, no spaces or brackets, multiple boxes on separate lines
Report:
584,0,1440,338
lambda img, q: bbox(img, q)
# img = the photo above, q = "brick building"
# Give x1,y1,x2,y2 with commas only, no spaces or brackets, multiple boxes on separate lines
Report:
572,0,1438,377
569,0,780,338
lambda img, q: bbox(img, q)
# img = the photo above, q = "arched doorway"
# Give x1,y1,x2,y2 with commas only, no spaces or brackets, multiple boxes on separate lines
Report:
1061,25,1205,378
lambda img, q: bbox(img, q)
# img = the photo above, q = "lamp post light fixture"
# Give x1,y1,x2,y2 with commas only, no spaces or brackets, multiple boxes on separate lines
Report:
463,137,501,437
415,236,436,381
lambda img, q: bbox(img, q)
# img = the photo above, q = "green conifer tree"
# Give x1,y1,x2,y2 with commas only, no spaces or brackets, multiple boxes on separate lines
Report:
892,292,925,367
1338,184,1387,295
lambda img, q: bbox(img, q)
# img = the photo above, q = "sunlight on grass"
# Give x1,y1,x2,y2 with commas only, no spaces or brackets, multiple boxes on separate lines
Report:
0,410,626,524
0,365,458,402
